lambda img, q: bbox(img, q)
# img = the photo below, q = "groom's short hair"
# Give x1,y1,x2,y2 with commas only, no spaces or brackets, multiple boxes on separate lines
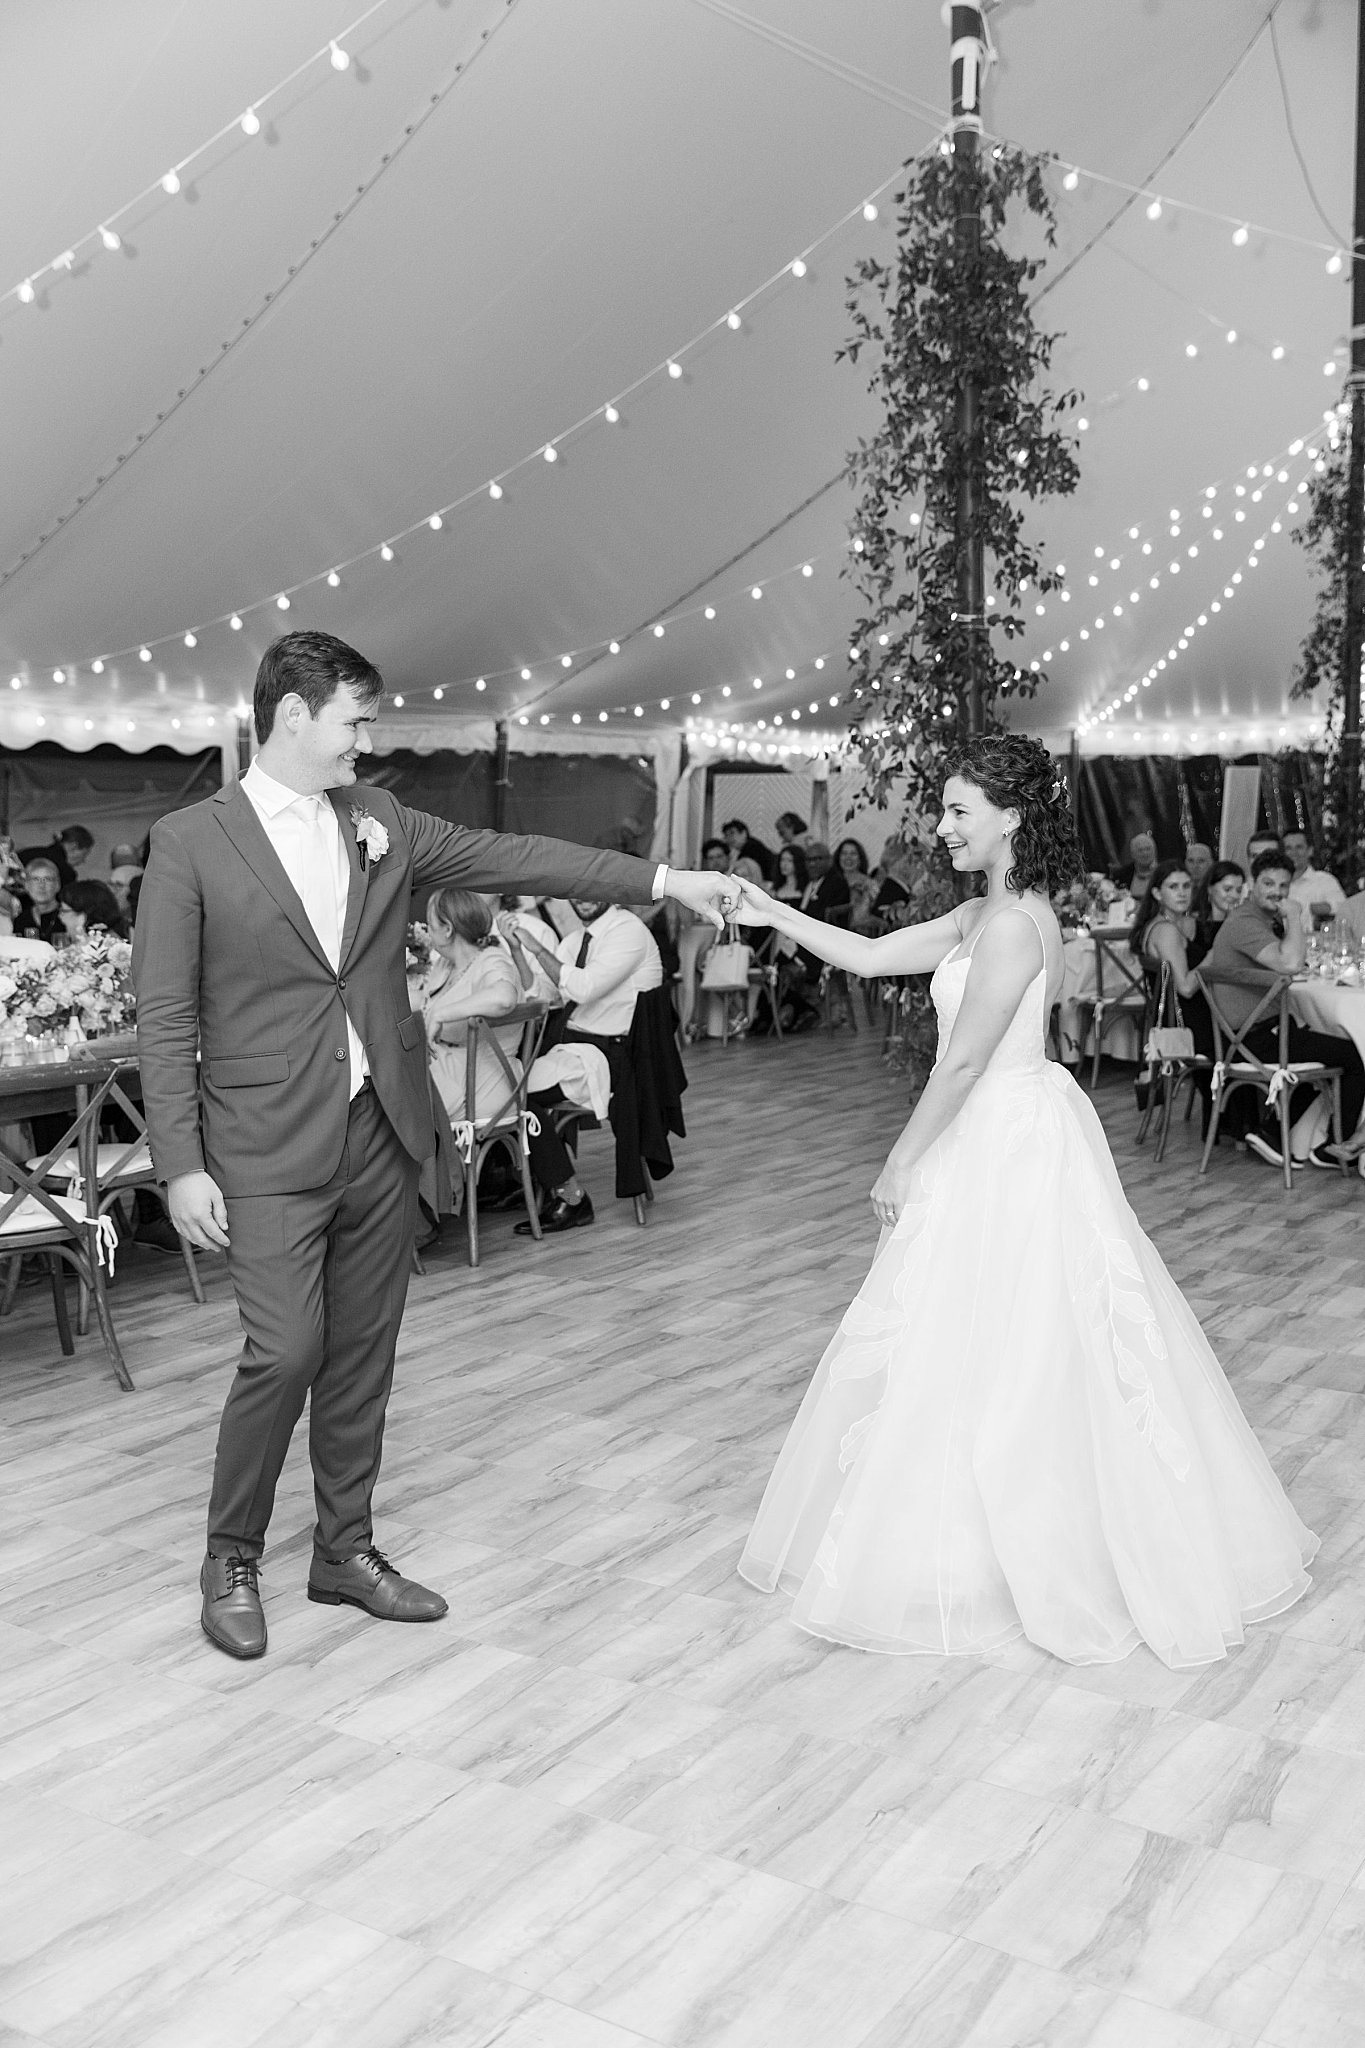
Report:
254,631,384,743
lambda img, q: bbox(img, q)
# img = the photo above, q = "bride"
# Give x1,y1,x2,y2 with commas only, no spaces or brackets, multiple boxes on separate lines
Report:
734,733,1316,1669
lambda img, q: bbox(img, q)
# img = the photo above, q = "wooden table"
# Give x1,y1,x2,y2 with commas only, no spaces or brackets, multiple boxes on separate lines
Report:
0,1035,138,1388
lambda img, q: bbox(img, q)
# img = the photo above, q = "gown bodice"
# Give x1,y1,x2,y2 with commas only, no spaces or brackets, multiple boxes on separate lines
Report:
930,908,1049,1081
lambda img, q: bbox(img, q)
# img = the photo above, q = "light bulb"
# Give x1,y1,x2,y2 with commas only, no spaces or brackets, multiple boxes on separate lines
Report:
327,570,340,587
475,678,486,691
786,668,796,680
276,593,290,610
751,585,762,600
1077,417,1089,432
488,481,503,499
1137,376,1150,392
660,697,670,710
380,543,394,561
161,169,181,195
542,444,557,463
520,667,532,681
1146,198,1162,221
752,677,762,690
1185,343,1198,358
603,403,619,423
790,258,807,278
599,711,609,722
802,562,813,577
240,108,260,136
540,714,551,725
704,607,716,620
139,646,151,662
1272,345,1285,360
100,225,121,251
230,614,242,631
571,712,581,724
609,640,621,654
726,310,742,330
1329,250,1345,275
814,657,825,670
692,693,701,704
667,360,682,379
54,250,73,270
1325,361,1339,377
1062,168,1079,191
184,632,197,648
1233,224,1249,246
52,668,65,683
434,687,444,701
91,660,104,675
560,654,572,668
393,695,404,708
653,624,665,638
17,279,34,304
329,39,350,70
1226,329,1237,344
862,200,879,221
428,513,443,530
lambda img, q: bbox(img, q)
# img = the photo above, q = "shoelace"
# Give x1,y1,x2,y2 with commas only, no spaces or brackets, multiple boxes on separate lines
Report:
219,1551,259,1593
356,1545,398,1578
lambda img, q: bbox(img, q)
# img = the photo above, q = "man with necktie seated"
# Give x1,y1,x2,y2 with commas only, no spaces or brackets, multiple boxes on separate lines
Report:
133,631,738,1660
505,899,662,1233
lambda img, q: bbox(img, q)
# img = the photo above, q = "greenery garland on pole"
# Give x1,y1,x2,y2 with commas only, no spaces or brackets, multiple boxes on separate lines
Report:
839,142,1083,828
1289,419,1363,881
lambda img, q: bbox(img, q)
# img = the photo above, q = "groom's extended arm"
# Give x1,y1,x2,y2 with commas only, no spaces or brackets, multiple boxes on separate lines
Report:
398,802,733,925
133,816,209,1184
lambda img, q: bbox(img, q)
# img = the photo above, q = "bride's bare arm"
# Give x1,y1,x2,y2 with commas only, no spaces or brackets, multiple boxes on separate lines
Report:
871,913,1045,1224
735,876,964,976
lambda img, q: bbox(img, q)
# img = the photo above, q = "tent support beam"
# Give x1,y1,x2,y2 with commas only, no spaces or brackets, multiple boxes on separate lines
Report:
1342,0,1365,884
948,5,989,733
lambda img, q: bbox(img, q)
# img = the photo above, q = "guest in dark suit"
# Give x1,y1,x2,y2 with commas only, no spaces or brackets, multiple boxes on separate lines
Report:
134,631,738,1660
721,817,776,882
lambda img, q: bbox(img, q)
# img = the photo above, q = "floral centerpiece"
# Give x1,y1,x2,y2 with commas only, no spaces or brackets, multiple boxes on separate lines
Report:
0,932,136,1051
1057,873,1120,931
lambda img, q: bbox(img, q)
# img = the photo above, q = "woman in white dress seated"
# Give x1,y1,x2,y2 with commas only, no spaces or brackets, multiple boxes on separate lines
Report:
421,888,523,1126
734,733,1316,1671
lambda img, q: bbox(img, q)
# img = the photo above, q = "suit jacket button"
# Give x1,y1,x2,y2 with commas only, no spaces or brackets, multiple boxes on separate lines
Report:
337,977,347,990
333,1048,346,1061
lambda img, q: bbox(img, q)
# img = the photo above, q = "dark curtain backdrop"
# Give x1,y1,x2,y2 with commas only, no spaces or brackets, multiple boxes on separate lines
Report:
357,747,656,853
0,741,221,868
1075,750,1325,872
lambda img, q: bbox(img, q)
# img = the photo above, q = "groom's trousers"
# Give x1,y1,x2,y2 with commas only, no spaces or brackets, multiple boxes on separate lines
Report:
207,1082,420,1563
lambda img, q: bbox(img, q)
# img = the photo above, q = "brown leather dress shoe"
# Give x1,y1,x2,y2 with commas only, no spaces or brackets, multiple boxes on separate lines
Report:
307,1546,448,1621
201,1549,266,1659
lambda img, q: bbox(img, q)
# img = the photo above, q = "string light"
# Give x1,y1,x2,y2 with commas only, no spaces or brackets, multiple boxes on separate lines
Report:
161,170,181,196
99,226,121,252
380,543,394,561
603,404,620,423
329,40,351,70
240,109,261,137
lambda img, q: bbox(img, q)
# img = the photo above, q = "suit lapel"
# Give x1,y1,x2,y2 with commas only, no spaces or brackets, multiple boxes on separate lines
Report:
213,783,333,972
331,791,371,967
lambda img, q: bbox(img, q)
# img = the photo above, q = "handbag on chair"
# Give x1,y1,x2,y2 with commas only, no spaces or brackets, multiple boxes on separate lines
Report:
700,926,752,992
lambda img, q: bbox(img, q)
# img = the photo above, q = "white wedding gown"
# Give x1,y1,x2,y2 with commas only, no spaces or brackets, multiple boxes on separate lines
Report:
738,900,1317,1668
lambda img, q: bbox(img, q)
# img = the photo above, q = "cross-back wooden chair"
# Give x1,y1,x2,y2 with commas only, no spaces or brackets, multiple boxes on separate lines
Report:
443,1004,550,1267
1135,961,1212,1162
0,1075,129,1387
1195,972,1348,1192
26,1062,203,1309
1074,929,1150,1087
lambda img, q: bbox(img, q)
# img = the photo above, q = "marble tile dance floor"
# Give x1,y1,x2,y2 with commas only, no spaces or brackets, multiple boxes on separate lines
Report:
4,1028,1365,2047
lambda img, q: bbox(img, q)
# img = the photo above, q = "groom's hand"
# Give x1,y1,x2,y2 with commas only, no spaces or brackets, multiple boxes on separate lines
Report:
168,1169,231,1250
664,868,741,930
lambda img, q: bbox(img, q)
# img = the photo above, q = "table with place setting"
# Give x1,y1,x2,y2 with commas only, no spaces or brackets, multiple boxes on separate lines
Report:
1056,904,1144,1070
1288,932,1365,1135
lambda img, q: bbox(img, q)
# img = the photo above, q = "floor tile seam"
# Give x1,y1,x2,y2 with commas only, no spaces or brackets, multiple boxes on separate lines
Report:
1249,1885,1356,2048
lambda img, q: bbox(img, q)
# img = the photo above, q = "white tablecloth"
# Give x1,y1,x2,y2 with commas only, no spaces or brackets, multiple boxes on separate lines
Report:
1289,978,1365,1066
1057,926,1142,1066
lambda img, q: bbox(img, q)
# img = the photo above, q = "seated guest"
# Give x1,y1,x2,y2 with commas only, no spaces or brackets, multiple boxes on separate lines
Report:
110,842,142,871
1205,848,1365,1169
774,811,809,853
1112,830,1158,905
496,895,565,1006
1343,887,1365,947
789,841,851,1027
12,855,65,942
108,865,144,922
1283,828,1346,928
669,837,729,1041
1184,842,1213,897
1192,858,1244,930
1129,861,1214,1112
835,838,879,935
59,878,128,940
773,843,808,904
511,894,663,1233
421,888,523,1125
870,838,913,928
721,816,776,882
30,823,94,888
1245,831,1284,867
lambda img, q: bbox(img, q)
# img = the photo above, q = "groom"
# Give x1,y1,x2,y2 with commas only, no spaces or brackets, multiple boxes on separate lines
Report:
134,630,737,1658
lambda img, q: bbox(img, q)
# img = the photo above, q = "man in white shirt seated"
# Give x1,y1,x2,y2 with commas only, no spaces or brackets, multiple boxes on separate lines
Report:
1283,829,1346,928
508,896,663,1233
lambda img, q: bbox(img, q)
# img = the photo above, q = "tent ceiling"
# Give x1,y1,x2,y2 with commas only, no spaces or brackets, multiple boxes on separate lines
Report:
0,0,1353,763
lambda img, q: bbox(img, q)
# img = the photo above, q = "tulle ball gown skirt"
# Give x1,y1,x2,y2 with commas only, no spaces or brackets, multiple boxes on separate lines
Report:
738,1059,1317,1669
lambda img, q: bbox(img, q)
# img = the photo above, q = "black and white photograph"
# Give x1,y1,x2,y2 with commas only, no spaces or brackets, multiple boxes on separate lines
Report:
4,4,1365,2043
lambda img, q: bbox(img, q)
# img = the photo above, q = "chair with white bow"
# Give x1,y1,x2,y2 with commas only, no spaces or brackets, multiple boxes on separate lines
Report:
1195,972,1348,1192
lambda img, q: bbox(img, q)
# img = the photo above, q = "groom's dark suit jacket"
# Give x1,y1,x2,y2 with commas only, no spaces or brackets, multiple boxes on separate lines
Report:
133,781,657,1197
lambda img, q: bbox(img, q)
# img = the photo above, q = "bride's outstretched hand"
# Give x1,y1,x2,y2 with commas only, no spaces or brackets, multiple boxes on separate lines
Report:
734,876,778,926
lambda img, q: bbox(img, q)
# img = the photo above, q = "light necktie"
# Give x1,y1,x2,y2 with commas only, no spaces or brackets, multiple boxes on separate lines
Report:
294,795,341,966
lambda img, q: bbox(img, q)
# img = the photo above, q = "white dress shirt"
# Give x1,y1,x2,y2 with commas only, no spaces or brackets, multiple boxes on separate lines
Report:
557,904,662,1036
240,760,367,1097
1288,866,1346,923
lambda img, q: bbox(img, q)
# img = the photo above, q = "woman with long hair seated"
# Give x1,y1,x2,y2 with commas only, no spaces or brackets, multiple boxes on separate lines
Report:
1193,859,1245,936
1128,858,1214,1115
421,888,523,1124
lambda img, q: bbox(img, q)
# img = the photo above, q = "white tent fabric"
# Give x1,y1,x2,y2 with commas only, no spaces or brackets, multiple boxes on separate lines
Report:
0,1,1353,764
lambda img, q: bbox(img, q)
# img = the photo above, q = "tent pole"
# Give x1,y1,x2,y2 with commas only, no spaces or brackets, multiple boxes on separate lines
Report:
493,719,510,832
1341,0,1365,885
947,4,989,734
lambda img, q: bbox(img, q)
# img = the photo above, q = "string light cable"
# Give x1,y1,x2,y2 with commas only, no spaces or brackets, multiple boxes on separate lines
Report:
5,0,403,315
0,0,525,600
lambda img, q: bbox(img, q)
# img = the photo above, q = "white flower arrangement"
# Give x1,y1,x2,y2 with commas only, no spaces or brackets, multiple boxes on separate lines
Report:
0,932,136,1042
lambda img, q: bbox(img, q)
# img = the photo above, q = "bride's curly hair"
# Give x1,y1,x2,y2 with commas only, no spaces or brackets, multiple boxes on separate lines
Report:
942,732,1084,897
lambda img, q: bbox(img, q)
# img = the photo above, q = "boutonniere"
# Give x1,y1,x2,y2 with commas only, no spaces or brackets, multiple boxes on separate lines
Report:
349,807,389,870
